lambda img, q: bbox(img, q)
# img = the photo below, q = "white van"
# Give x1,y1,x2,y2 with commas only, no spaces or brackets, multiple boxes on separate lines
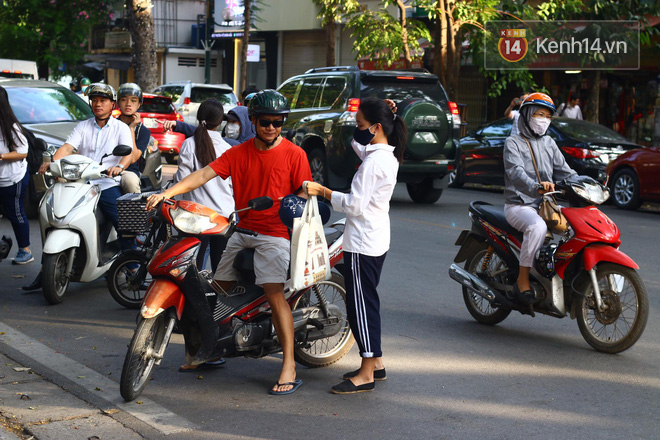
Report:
0,59,38,80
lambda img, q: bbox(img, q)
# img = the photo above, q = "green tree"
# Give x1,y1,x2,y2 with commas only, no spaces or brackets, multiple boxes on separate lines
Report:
0,0,116,79
538,0,660,122
313,0,359,66
347,0,431,69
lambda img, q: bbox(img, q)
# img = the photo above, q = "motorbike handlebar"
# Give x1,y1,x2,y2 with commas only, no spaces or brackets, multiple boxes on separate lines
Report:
235,227,258,237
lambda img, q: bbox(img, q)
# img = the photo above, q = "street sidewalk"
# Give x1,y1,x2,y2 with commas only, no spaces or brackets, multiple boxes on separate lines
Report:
0,352,142,440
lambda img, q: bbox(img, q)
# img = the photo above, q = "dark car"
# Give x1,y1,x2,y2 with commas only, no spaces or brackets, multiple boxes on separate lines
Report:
606,146,660,210
277,66,460,204
451,117,640,188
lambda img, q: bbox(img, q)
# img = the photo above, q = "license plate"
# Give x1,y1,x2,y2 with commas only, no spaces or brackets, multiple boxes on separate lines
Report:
143,117,159,129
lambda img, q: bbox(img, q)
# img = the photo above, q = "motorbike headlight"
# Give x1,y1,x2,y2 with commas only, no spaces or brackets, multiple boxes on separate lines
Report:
61,162,88,180
573,182,609,205
170,207,216,234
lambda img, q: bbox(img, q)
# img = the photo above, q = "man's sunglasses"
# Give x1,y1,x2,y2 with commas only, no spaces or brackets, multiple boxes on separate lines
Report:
258,118,284,128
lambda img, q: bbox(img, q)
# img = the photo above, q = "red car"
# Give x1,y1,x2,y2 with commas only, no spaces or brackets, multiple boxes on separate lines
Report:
114,93,185,164
606,146,660,210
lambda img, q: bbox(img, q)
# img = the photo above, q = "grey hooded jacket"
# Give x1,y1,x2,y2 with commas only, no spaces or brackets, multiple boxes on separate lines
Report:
504,106,577,206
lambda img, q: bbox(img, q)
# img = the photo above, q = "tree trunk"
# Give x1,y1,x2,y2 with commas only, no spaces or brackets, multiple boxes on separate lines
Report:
240,0,252,94
326,22,336,66
395,0,411,68
587,70,601,123
432,0,445,83
127,0,158,92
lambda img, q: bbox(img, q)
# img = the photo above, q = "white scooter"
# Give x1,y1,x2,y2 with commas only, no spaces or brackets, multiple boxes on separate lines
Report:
38,145,133,304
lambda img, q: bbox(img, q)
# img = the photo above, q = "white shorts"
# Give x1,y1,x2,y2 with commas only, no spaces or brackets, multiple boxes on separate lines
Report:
213,233,290,286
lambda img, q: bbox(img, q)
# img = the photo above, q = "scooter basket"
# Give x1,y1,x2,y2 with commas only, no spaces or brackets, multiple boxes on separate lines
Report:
117,191,159,235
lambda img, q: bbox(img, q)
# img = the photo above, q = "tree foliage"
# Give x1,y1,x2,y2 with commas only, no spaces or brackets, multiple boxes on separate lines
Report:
347,0,431,69
0,0,117,79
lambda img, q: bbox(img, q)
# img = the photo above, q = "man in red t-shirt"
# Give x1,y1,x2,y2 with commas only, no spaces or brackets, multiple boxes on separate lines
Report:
146,90,311,395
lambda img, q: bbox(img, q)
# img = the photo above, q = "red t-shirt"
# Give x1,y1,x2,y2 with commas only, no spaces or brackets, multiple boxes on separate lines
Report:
209,138,312,239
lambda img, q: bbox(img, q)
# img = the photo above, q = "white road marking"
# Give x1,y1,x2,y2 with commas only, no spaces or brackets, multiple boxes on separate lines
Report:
0,322,195,435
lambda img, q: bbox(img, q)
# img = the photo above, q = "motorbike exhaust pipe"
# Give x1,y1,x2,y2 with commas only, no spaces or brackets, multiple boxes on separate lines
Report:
448,263,497,302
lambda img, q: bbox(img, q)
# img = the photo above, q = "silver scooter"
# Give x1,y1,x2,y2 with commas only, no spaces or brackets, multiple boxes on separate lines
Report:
38,145,132,304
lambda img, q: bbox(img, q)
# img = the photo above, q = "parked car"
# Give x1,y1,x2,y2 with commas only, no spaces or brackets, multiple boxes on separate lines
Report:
126,93,185,164
606,146,660,210
451,117,640,188
153,81,238,126
277,66,460,204
1,78,92,216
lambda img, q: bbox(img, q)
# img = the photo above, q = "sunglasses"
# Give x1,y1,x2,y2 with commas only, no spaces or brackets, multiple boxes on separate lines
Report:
258,118,285,128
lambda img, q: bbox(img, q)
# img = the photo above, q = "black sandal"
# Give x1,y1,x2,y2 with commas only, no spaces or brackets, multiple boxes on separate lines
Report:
331,379,375,394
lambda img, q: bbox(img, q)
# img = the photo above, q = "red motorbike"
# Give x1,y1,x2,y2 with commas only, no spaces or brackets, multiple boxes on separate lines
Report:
120,197,353,401
449,175,648,353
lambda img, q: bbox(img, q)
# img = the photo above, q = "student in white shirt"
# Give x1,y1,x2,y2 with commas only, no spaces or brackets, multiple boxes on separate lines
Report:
556,94,583,120
0,86,33,264
305,97,406,395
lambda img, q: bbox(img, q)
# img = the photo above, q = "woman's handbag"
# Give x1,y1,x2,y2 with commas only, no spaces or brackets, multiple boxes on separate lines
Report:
523,138,569,234
290,196,331,291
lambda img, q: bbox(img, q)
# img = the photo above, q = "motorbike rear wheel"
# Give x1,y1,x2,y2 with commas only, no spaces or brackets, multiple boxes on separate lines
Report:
42,251,70,305
575,263,648,354
293,272,354,368
120,313,173,401
462,245,511,325
107,250,152,309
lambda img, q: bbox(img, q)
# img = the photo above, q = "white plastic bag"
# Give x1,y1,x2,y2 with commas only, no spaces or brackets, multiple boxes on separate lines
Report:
290,196,330,291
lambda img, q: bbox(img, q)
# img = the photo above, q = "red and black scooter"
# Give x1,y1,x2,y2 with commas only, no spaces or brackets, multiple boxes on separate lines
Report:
120,196,353,401
449,175,648,354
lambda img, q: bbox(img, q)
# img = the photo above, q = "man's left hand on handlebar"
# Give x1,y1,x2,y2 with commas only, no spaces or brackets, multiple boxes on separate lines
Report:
106,166,123,178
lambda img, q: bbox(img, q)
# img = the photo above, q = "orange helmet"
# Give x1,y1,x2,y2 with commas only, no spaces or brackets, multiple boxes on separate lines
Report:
520,92,556,114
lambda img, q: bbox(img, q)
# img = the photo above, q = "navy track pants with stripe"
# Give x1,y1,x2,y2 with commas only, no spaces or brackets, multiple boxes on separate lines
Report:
343,251,387,358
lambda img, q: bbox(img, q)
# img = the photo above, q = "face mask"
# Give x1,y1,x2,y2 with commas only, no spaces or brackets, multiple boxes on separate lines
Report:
225,122,240,139
353,124,376,145
529,116,551,136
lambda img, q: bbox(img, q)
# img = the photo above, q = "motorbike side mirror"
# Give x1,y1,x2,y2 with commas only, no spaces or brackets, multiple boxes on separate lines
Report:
113,144,133,157
248,196,273,211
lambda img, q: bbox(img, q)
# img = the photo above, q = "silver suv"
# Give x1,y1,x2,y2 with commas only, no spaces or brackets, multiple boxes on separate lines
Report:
153,81,238,125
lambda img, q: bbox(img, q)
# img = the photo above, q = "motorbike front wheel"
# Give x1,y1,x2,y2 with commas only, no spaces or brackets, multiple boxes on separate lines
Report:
462,245,511,325
293,272,354,368
575,263,648,354
42,251,70,305
107,250,152,309
120,313,174,401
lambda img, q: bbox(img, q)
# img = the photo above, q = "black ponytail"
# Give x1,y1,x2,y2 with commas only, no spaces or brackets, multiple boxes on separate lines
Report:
194,98,224,167
358,97,407,163
0,86,26,152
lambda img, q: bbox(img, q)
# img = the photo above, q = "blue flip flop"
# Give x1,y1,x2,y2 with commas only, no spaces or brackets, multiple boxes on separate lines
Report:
268,379,303,395
178,358,226,373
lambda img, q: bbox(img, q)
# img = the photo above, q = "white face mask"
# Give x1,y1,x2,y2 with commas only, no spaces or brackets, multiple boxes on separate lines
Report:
225,122,240,139
529,116,551,136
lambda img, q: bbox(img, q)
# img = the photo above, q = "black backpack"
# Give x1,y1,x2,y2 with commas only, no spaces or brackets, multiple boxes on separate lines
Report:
23,127,47,174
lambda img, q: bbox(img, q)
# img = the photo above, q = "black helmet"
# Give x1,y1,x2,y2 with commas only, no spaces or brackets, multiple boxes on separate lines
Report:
535,243,558,278
248,89,289,118
85,83,117,101
118,82,143,105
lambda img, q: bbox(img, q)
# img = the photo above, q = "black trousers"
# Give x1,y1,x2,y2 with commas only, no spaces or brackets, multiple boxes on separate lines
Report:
343,252,387,358
196,235,228,273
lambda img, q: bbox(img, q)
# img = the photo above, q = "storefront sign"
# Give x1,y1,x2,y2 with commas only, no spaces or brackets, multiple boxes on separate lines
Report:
247,44,260,62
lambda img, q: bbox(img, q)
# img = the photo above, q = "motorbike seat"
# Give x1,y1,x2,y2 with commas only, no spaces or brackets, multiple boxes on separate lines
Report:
324,227,342,246
469,201,523,241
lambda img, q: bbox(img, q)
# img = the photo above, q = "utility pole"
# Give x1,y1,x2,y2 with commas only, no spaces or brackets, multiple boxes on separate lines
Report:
205,0,215,84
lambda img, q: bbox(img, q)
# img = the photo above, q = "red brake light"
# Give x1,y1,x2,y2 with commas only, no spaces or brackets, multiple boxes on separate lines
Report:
560,146,600,159
347,98,360,113
396,76,415,80
183,97,190,105
448,101,459,115
111,109,121,118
